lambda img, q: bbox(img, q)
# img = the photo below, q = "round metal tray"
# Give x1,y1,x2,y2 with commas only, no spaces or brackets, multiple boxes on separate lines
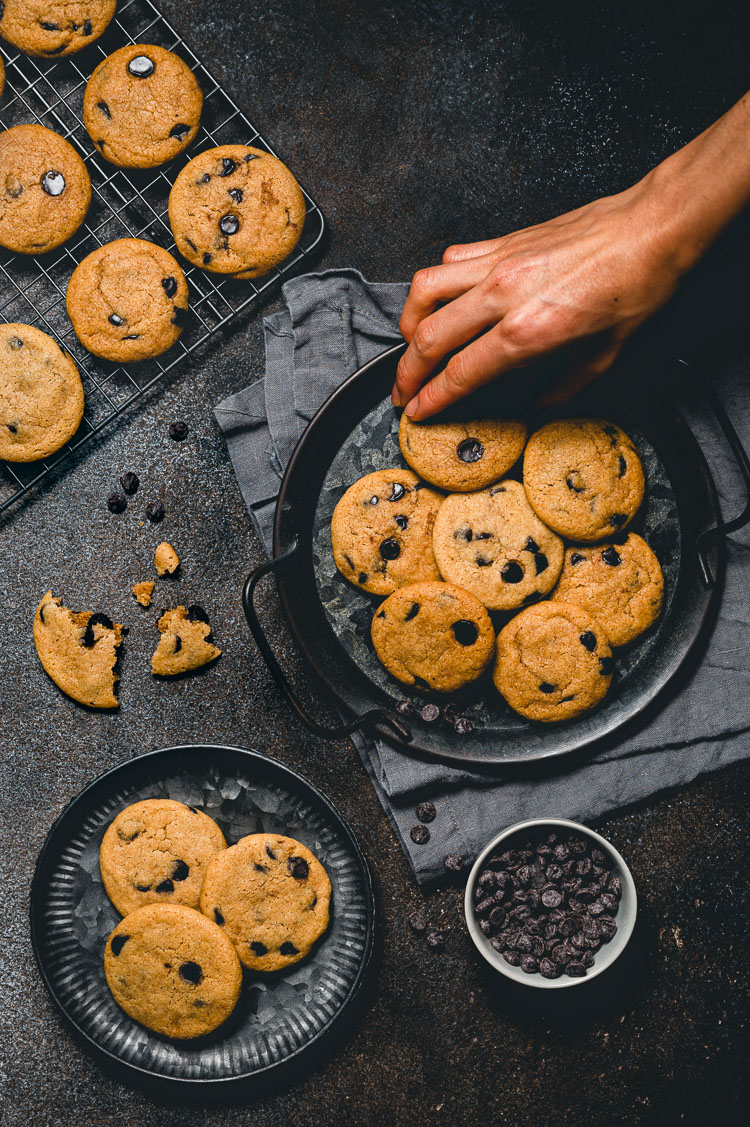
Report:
30,745,376,1100
243,345,750,768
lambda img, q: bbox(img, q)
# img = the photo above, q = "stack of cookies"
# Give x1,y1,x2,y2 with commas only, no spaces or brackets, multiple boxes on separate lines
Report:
100,798,332,1039
331,412,664,724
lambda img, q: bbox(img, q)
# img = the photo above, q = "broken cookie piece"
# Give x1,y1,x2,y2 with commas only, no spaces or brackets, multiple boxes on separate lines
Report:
132,581,155,607
154,541,180,576
33,591,124,709
151,605,221,676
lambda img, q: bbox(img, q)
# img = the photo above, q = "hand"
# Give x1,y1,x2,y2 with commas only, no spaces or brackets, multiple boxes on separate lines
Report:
393,181,684,419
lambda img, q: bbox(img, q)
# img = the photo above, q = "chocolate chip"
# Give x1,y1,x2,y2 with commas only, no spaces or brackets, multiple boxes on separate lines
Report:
454,716,473,735
203,252,212,264
599,656,614,676
6,423,17,434
410,824,430,844
220,213,239,235
405,602,420,621
107,492,127,514
565,961,586,977
389,481,406,501
618,455,627,477
610,513,627,527
454,527,473,541
602,546,621,566
394,514,408,530
570,552,585,565
122,334,140,340
220,157,236,176
42,171,65,196
250,941,267,955
452,619,478,646
475,531,492,540
395,699,413,716
97,100,111,118
280,941,299,955
539,956,561,978
179,961,202,984
172,860,189,881
253,862,268,872
533,553,548,575
416,801,436,823
169,420,189,441
457,438,484,462
145,500,165,523
172,306,188,328
214,908,224,925
169,124,190,140
186,237,197,251
501,561,523,583
40,21,59,30
161,276,178,297
110,935,129,956
566,473,585,493
265,843,277,860
107,313,125,328
541,887,563,909
444,853,464,871
156,878,174,893
420,702,440,723
244,153,259,162
380,538,400,560
579,631,597,652
200,173,211,184
476,556,492,567
425,929,445,951
173,636,182,653
539,682,556,694
368,495,379,506
83,19,92,35
128,55,155,78
288,856,309,878
409,910,428,932
608,874,622,898
135,883,150,892
358,572,368,584
119,471,139,495
525,537,539,553
227,187,244,203
503,949,521,966
8,336,23,349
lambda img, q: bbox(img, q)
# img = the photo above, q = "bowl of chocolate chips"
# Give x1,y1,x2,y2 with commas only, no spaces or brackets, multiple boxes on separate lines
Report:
464,819,637,988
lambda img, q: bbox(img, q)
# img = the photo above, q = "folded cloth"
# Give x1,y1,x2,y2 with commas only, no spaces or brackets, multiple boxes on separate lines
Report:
215,269,750,888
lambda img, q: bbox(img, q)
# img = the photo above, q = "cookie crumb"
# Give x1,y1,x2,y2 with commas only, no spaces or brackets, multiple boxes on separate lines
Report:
154,542,180,576
132,581,155,608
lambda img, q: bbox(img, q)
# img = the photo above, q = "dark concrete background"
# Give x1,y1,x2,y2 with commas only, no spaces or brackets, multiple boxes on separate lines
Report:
2,1,749,1124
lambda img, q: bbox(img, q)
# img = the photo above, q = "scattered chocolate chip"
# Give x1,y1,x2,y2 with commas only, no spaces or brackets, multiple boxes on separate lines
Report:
394,514,408,530
214,908,224,925
395,699,413,717
128,55,155,78
220,157,237,176
420,703,440,723
501,561,523,583
280,941,299,956
169,420,189,441
169,123,190,140
566,473,585,493
525,537,539,553
380,538,400,560
8,336,24,349
161,276,178,297
110,934,129,956
408,910,428,932
120,471,139,495
452,619,479,646
570,552,585,565
425,929,445,951
534,553,548,574
454,716,473,735
145,500,165,523
42,170,65,196
288,856,309,879
444,853,464,872
156,878,174,893
228,187,244,203
172,860,189,881
457,438,484,462
539,682,557,694
410,824,430,844
220,213,239,235
250,941,267,955
179,961,203,984
602,546,621,566
416,801,436,823
107,492,127,514
565,961,586,977
541,887,563,909
388,481,406,501
405,602,420,621
476,556,492,567
97,100,111,118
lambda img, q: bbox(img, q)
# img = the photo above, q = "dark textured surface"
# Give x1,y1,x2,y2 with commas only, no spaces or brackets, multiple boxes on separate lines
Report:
1,1,749,1124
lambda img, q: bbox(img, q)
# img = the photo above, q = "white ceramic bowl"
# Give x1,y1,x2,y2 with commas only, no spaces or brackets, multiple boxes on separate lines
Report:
464,818,637,989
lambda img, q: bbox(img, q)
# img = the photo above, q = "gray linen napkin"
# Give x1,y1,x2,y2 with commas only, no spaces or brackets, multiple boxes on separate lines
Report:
215,269,750,888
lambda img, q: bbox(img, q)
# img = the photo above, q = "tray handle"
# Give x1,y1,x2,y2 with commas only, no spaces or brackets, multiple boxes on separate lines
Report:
675,359,750,586
242,543,412,743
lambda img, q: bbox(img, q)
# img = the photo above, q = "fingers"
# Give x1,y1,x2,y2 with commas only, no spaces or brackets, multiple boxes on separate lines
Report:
442,237,507,263
398,254,498,344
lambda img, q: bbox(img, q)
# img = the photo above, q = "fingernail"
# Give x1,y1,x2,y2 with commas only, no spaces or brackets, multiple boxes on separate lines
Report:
405,396,419,418
391,384,402,406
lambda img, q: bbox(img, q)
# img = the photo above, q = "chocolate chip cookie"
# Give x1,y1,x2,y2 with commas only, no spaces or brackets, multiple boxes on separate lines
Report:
151,605,221,676
0,123,91,254
552,533,664,647
0,53,5,99
33,592,123,709
168,145,306,277
100,798,227,917
199,833,332,973
0,323,84,462
399,412,527,491
493,600,614,722
432,479,564,611
0,0,115,57
331,468,443,596
83,44,203,169
104,904,242,1039
371,580,495,693
523,418,645,541
66,238,189,362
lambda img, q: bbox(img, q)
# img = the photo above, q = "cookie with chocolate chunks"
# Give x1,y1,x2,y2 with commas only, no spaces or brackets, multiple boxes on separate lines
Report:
0,1,115,57
33,591,123,709
151,604,221,676
399,412,527,492
0,323,84,462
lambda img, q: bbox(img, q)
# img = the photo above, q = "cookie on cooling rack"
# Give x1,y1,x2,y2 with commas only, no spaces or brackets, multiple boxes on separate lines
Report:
493,600,614,722
0,0,116,57
0,124,91,254
66,238,189,362
523,418,645,542
33,592,123,709
399,412,527,492
0,323,84,462
104,904,242,1039
84,44,203,169
168,144,306,278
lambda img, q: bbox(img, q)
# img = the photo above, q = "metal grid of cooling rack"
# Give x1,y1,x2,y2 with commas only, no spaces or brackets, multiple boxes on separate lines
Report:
0,0,325,514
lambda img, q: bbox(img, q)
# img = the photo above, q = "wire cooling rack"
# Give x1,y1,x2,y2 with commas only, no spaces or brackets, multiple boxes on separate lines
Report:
0,0,325,514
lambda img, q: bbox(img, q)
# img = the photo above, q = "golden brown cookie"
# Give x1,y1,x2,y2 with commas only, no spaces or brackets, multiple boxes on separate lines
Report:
199,833,332,972
66,238,189,362
151,604,221,676
104,904,242,1039
99,798,227,917
0,323,84,462
33,592,123,709
84,44,203,169
399,413,527,492
168,145,305,277
331,468,443,596
523,418,645,542
432,479,564,611
132,580,154,607
493,600,614,722
0,0,116,57
371,580,495,693
0,53,5,99
551,533,664,647
0,123,91,254
154,541,180,575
